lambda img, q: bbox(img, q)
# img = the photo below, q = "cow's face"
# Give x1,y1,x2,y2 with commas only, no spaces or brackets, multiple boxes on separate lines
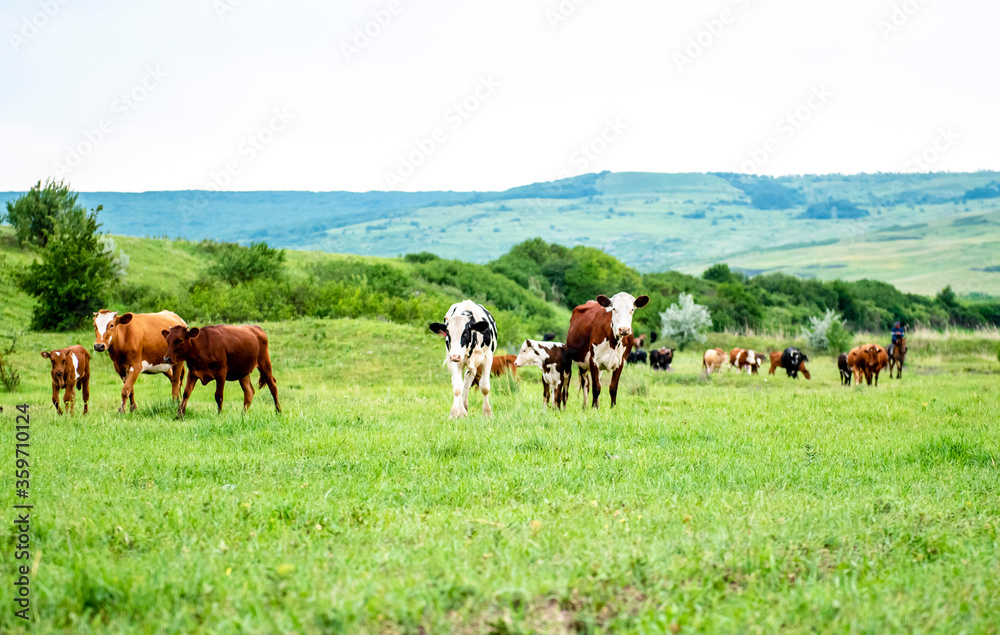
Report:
429,312,490,363
41,350,72,388
162,326,200,363
514,340,547,368
93,311,134,352
596,292,650,339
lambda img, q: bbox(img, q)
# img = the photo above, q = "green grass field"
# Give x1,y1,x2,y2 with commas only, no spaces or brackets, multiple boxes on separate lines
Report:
2,317,998,633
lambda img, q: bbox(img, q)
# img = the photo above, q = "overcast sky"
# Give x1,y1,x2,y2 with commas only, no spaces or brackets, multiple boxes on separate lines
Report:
2,0,997,192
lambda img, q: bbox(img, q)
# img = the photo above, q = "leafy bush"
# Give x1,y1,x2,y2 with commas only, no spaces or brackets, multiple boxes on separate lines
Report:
4,180,80,247
208,241,286,286
0,333,21,392
798,200,870,220
660,293,711,350
801,310,849,352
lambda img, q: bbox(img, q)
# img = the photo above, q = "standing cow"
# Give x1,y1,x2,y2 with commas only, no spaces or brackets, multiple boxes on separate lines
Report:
566,292,649,409
93,309,187,413
649,347,674,371
838,353,852,386
161,324,280,418
703,348,726,374
41,346,91,414
514,339,572,409
429,301,499,419
768,347,811,379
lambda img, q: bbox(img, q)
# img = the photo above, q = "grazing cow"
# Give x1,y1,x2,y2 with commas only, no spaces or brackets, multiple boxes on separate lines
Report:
161,324,280,418
649,347,674,371
542,332,557,342
429,300,499,419
633,332,657,349
768,347,811,379
490,354,518,379
736,349,764,375
627,349,647,364
728,348,744,371
838,353,852,386
514,339,572,409
566,293,650,409
888,337,907,379
702,348,726,374
93,309,187,413
41,346,90,414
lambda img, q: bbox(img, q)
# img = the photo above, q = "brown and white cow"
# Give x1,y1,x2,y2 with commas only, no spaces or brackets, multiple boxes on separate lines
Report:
703,348,726,374
566,293,649,409
514,339,572,409
41,345,91,415
736,349,764,375
93,309,187,413
162,324,280,418
728,348,744,371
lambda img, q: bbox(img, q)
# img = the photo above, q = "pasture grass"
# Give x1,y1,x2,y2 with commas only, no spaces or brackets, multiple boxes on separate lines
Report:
1,319,998,633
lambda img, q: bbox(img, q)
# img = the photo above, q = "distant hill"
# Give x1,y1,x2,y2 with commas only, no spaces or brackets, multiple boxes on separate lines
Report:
4,171,999,296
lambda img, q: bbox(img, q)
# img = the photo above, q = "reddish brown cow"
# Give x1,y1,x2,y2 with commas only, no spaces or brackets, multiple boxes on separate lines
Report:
41,345,91,414
736,349,764,374
566,292,649,409
162,325,280,418
93,309,187,413
491,354,518,379
728,348,744,370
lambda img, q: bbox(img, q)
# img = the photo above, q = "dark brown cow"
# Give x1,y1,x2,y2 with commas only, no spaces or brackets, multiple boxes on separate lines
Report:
93,309,187,413
566,292,649,408
41,345,91,414
888,337,907,378
162,325,280,418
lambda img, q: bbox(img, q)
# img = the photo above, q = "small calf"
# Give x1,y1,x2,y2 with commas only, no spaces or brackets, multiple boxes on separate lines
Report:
838,353,852,386
41,346,91,415
514,339,572,409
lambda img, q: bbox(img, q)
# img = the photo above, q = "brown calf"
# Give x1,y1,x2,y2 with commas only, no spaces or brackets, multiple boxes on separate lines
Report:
41,346,91,414
162,325,280,418
491,354,518,379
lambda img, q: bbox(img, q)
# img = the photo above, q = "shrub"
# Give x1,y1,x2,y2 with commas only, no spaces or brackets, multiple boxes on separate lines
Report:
4,179,80,247
208,241,286,286
801,309,849,352
0,333,21,392
660,293,712,350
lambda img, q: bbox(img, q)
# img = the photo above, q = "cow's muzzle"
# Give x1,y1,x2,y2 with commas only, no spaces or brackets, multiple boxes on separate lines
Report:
163,356,172,363
617,328,632,338
448,354,462,363
94,343,106,352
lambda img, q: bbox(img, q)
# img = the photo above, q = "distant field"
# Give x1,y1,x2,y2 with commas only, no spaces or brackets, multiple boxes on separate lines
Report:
1,319,998,633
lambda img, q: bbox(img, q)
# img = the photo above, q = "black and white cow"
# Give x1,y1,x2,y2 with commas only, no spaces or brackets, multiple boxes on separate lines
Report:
429,300,499,419
514,339,572,409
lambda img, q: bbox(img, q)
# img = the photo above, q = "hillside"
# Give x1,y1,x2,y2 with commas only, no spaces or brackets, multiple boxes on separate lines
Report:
4,171,1000,296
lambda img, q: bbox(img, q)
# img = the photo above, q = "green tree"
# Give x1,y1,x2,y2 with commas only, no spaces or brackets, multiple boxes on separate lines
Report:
562,246,641,307
702,263,739,284
17,204,122,331
660,293,712,350
4,180,81,247
209,241,286,286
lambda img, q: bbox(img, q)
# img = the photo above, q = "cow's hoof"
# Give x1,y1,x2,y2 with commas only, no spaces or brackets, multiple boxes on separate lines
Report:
482,407,493,418
449,407,467,419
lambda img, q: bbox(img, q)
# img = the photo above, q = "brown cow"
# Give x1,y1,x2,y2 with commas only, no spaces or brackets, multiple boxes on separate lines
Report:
728,348,744,371
514,340,572,409
162,325,280,418
566,292,649,408
736,349,764,375
846,345,866,385
865,344,889,386
491,354,518,379
703,348,726,374
41,346,90,414
93,309,187,413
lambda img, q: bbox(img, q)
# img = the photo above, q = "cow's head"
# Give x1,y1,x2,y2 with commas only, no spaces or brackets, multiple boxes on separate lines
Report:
798,361,812,380
596,292,650,339
162,325,200,363
41,350,72,389
93,310,134,352
863,344,880,367
429,312,491,364
514,340,547,368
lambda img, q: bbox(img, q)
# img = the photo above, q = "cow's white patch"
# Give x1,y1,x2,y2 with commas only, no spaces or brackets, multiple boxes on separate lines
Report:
95,311,117,336
141,361,172,374
591,338,626,371
54,351,60,356
70,352,79,378
607,292,639,337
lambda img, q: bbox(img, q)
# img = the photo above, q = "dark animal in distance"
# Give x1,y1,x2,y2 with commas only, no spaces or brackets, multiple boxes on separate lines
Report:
162,324,280,418
627,349,647,364
41,345,90,414
888,337,907,379
649,347,673,371
542,333,557,342
838,353,852,386
768,348,811,379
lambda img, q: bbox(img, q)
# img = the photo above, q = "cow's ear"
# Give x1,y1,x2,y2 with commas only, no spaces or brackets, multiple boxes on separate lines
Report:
188,327,200,339
634,295,650,309
40,351,51,358
116,313,133,325
429,323,448,337
471,320,490,334
161,329,170,339
596,295,612,307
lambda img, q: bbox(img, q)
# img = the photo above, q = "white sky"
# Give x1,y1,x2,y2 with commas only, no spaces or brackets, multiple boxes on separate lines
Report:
2,0,997,192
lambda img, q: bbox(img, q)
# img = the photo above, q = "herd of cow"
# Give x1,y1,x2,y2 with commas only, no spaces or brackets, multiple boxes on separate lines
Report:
38,294,909,419
41,310,280,417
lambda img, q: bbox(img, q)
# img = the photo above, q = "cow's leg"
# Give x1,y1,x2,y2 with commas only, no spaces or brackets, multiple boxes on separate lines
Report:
120,366,142,413
608,365,625,408
448,361,468,419
169,362,186,400
63,384,75,415
81,376,90,415
214,376,226,413
178,373,198,418
479,364,492,418
51,385,62,415
542,381,550,407
238,376,255,411
590,363,601,409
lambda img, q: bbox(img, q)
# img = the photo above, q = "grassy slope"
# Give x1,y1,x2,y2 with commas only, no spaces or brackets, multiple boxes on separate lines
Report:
0,317,998,633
